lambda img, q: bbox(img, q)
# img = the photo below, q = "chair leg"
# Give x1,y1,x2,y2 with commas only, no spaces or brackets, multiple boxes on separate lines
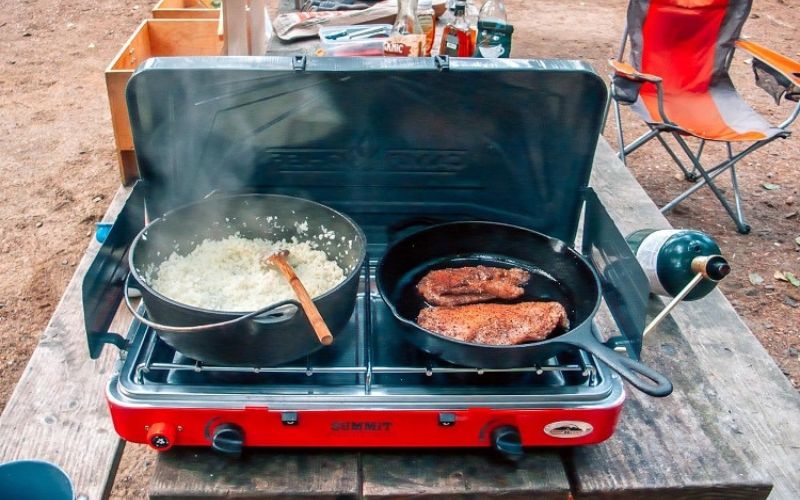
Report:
661,135,778,234
623,128,659,157
726,143,748,233
656,133,694,180
688,139,706,181
612,98,627,166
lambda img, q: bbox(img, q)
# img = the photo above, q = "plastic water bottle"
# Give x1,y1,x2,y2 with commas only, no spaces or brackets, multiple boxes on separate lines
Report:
474,0,513,58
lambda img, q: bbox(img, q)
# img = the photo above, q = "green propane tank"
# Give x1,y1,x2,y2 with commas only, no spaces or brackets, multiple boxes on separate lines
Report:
626,229,731,301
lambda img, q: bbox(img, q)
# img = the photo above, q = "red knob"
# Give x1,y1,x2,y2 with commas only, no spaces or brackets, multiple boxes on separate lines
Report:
146,422,177,451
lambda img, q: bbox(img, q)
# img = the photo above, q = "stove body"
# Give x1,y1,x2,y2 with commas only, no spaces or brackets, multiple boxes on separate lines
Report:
83,57,652,454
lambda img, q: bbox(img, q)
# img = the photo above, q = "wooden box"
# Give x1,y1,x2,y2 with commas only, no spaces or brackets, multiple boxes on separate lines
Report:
105,19,223,184
152,0,220,19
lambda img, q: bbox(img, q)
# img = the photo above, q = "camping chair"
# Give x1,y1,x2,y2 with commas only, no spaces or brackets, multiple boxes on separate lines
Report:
609,0,800,234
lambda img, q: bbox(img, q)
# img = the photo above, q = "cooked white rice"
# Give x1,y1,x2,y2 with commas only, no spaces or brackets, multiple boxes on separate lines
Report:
149,235,346,312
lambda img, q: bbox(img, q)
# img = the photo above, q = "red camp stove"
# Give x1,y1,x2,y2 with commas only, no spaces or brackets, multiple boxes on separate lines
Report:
83,56,660,459
107,269,625,457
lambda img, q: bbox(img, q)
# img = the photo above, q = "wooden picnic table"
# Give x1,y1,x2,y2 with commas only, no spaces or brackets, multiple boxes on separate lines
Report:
2,6,800,499
2,139,798,499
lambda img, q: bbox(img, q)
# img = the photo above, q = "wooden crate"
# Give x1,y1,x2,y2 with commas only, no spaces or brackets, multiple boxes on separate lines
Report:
105,19,223,184
152,0,220,19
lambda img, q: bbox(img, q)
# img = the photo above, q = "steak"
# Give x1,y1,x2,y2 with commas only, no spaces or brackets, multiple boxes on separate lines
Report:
416,265,530,306
417,301,569,345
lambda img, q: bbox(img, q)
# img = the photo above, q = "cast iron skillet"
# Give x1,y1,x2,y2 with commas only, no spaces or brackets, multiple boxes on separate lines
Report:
376,221,673,397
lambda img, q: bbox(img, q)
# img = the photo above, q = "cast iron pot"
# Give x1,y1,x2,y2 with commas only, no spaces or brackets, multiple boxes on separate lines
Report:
125,194,366,366
376,221,673,397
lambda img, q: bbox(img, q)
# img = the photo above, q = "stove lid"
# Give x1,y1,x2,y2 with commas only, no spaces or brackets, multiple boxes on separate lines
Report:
126,56,607,244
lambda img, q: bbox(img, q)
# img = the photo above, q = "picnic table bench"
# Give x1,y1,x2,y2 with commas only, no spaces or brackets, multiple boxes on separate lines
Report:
2,5,800,498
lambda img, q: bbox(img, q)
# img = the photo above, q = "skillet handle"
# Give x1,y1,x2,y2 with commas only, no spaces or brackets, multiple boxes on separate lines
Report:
564,335,673,397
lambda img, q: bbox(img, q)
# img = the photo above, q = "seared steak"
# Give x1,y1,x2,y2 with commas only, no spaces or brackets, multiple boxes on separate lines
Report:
417,301,568,345
417,265,530,306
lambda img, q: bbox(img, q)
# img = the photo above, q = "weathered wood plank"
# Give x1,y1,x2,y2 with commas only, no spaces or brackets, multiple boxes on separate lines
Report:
0,187,132,500
361,450,569,500
149,448,360,499
579,139,800,498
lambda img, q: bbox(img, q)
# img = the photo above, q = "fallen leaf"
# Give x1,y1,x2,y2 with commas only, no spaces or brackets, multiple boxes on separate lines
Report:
775,270,788,282
748,272,764,285
762,183,781,190
786,272,800,288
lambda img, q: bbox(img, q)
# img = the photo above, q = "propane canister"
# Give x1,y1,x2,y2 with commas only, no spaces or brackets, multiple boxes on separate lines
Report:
626,229,731,301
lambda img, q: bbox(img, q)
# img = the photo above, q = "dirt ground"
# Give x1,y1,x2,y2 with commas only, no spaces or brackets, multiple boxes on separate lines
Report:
0,0,798,498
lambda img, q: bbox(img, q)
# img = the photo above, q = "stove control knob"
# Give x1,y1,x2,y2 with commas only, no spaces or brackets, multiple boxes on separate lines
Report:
147,423,176,452
212,424,244,455
490,425,524,462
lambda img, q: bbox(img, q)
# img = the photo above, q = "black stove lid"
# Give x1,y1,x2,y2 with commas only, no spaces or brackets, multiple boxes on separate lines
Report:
126,56,607,244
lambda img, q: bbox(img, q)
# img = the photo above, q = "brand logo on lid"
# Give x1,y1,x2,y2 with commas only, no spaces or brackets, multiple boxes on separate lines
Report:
543,420,593,438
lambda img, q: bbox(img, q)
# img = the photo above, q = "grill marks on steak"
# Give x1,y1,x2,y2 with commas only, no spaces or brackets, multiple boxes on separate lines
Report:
416,265,530,306
417,301,569,345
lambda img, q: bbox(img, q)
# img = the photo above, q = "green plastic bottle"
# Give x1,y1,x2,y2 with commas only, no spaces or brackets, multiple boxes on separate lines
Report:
626,229,731,301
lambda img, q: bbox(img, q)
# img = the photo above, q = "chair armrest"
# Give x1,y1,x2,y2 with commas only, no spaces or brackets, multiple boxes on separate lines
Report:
736,40,800,86
608,59,673,125
608,59,662,83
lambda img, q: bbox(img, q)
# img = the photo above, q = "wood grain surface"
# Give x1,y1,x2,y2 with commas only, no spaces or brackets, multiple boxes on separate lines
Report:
579,140,798,499
0,187,131,500
361,450,569,500
150,448,360,499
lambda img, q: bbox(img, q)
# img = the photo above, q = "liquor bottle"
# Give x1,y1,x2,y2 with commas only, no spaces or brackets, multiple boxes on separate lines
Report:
392,0,422,35
473,0,513,58
626,229,731,301
438,1,474,57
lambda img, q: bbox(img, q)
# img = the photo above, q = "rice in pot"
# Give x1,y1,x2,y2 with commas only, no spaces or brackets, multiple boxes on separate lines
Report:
149,235,346,312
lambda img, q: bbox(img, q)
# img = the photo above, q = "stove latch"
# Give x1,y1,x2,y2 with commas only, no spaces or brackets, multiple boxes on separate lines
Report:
438,413,456,427
281,412,299,426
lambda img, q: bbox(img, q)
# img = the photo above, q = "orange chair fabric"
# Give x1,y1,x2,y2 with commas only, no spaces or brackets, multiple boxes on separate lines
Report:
626,0,783,141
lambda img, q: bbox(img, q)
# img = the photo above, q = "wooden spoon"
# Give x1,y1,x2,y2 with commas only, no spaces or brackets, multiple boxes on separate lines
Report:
261,249,334,346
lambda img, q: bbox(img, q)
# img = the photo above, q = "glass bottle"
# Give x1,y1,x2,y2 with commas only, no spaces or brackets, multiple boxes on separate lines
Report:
438,1,474,57
474,0,513,58
465,0,480,41
440,0,455,25
392,0,422,35
417,0,435,56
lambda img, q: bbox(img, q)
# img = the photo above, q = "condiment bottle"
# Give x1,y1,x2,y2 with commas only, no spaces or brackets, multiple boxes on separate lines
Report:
474,0,513,58
417,0,435,56
392,0,422,35
626,229,731,301
438,1,474,57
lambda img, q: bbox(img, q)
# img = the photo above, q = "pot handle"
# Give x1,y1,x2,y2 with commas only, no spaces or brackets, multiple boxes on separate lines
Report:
124,273,301,333
562,334,673,397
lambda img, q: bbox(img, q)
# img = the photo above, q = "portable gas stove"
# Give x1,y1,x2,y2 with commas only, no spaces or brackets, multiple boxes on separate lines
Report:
83,56,655,458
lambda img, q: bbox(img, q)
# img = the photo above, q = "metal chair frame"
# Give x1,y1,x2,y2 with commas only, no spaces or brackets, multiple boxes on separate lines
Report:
610,26,800,234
